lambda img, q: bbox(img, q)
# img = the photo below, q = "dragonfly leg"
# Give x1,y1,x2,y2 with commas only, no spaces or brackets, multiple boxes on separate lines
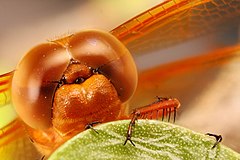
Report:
206,133,222,149
85,121,101,134
124,110,140,146
40,155,45,160
124,97,180,146
29,136,34,143
134,97,180,122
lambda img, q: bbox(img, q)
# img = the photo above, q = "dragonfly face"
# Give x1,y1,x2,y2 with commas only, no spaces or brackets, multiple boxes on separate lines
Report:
0,0,240,159
10,30,138,154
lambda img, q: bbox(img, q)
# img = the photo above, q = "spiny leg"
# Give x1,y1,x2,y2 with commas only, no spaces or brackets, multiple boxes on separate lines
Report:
149,111,153,119
156,110,159,120
168,108,171,122
206,133,222,149
124,97,180,146
162,109,165,121
173,107,176,123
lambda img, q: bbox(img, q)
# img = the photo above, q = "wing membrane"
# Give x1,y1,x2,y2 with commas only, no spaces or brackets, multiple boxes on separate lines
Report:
1,0,240,157
130,45,240,152
0,72,42,159
113,0,240,152
0,120,41,160
0,72,13,108
0,72,16,129
111,0,240,55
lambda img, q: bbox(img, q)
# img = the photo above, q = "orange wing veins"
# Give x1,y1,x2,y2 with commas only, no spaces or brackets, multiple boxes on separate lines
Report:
0,71,14,108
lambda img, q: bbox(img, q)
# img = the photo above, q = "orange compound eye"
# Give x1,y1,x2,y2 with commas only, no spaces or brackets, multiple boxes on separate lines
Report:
12,30,138,130
67,30,138,102
12,43,70,130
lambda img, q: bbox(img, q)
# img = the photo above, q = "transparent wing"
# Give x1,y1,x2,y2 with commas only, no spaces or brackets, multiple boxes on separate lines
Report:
0,72,12,107
130,44,240,152
0,120,42,159
1,0,240,157
111,0,240,152
0,72,42,159
111,0,240,56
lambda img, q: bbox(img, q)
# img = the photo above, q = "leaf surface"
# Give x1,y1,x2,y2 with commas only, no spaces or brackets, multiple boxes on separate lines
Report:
49,120,240,160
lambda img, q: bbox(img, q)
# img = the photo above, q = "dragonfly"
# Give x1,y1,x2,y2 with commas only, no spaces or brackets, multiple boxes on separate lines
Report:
0,0,240,159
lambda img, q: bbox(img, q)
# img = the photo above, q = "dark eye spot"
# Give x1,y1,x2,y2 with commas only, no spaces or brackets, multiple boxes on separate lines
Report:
75,77,85,84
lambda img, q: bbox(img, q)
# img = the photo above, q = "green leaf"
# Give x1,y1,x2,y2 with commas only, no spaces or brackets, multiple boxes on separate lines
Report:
49,120,240,160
